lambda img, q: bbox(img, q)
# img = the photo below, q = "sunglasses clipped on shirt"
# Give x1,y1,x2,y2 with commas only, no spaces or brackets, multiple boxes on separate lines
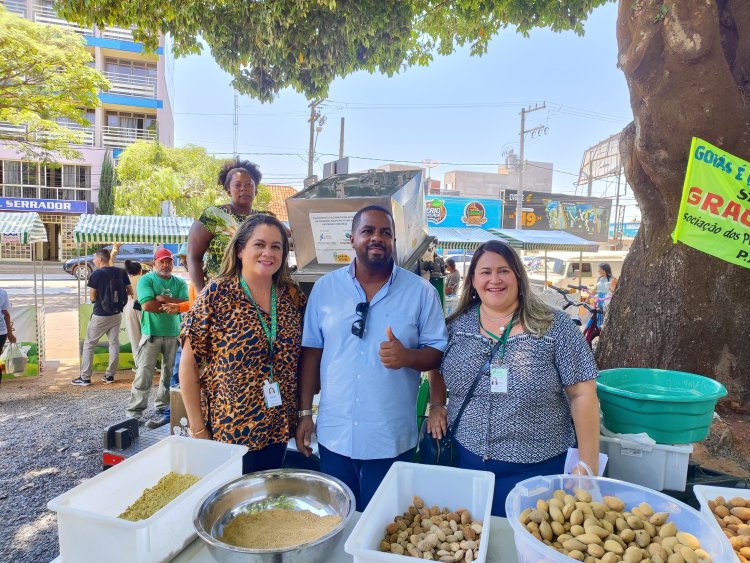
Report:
351,301,370,338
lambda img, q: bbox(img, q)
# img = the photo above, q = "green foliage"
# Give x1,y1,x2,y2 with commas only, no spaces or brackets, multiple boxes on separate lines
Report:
254,185,272,212
98,151,116,215
114,142,226,218
0,6,109,162
54,0,612,102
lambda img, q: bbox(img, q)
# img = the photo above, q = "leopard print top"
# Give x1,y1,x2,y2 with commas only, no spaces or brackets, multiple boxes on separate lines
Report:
181,277,306,451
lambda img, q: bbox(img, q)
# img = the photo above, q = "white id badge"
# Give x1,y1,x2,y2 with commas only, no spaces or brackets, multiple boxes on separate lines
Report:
263,380,283,408
490,366,509,394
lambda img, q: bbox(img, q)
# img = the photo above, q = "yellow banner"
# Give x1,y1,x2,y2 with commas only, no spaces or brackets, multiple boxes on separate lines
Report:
672,137,750,269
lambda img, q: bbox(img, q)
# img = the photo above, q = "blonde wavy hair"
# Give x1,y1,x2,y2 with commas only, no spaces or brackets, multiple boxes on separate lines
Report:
448,240,555,336
216,214,296,290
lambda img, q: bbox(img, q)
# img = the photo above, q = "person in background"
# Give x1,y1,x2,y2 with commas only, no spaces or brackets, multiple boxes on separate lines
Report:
72,249,133,386
427,240,599,517
296,205,448,511
149,243,195,429
126,248,188,424
180,214,306,474
0,287,16,382
596,263,618,297
444,258,460,296
187,159,264,292
108,242,122,266
123,260,144,363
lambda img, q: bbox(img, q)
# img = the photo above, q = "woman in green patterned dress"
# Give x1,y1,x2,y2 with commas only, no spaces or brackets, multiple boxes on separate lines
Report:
187,159,263,291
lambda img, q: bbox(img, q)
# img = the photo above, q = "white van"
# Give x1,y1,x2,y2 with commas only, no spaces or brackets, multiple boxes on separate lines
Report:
526,251,628,291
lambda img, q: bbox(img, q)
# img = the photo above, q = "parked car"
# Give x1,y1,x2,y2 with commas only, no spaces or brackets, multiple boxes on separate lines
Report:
63,244,156,280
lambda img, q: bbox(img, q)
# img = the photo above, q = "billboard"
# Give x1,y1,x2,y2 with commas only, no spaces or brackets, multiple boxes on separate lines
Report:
424,196,502,230
502,190,612,242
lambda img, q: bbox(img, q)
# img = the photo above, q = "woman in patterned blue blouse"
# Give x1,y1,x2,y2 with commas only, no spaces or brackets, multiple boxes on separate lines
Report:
427,240,600,516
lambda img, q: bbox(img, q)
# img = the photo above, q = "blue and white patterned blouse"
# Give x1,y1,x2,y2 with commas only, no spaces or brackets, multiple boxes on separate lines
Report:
441,306,598,464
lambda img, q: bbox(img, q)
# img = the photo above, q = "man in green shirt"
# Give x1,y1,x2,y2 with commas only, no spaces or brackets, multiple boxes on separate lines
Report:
126,248,188,421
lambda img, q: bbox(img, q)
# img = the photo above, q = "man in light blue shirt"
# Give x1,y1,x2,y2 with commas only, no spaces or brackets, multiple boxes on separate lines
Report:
297,205,448,510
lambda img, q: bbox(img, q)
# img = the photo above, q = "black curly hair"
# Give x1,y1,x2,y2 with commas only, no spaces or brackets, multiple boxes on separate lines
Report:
217,159,262,192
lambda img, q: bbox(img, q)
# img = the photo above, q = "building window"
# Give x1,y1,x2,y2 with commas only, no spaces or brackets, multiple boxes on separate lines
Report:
0,159,91,201
106,111,155,130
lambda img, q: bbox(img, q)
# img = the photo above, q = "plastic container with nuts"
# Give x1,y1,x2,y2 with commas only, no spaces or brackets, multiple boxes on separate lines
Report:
505,475,734,563
344,462,495,563
694,485,750,562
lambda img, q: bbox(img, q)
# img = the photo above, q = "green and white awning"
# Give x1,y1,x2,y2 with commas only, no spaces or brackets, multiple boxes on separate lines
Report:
0,212,48,244
488,229,599,252
430,227,505,250
73,214,193,244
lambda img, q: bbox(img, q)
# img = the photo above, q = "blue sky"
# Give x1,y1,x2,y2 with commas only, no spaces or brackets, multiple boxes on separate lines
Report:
173,2,638,218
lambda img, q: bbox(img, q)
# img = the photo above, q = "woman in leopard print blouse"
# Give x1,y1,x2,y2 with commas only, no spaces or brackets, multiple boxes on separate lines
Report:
180,214,306,474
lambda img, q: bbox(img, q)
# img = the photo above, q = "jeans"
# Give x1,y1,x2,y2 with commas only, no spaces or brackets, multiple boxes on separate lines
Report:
126,335,178,416
319,444,415,512
455,440,567,517
80,313,122,380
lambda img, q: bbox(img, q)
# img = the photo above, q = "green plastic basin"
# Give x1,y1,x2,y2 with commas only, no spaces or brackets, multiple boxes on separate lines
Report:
597,368,727,444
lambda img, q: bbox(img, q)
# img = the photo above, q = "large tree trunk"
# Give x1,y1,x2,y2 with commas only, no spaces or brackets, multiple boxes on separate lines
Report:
597,0,750,402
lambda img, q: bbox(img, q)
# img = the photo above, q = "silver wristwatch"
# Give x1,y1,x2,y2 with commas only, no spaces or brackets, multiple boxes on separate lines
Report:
298,409,313,417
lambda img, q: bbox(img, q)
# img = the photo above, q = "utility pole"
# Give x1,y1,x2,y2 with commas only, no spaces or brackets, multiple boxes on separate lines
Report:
515,102,546,229
339,117,345,159
233,92,239,157
307,100,323,178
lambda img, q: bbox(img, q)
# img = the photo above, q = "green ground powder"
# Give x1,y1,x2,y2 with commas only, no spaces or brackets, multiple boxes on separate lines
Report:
119,472,200,521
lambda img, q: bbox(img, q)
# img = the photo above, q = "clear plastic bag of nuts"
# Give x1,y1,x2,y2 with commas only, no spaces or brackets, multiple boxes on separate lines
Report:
518,487,714,563
379,496,483,562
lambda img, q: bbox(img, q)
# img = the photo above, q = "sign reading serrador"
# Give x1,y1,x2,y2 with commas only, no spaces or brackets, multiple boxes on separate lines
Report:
672,137,750,269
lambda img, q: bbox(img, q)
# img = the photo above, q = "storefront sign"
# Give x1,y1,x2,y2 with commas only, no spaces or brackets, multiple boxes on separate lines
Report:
502,190,612,242
673,137,750,269
0,197,89,214
425,197,502,229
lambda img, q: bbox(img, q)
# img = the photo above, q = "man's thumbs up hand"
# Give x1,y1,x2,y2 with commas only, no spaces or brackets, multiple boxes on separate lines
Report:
380,326,409,369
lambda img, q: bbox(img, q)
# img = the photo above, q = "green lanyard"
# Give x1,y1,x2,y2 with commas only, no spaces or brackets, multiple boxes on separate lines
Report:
239,277,277,381
479,310,516,364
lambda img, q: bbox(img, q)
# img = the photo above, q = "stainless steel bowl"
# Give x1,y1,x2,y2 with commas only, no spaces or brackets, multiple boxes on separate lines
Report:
193,469,355,563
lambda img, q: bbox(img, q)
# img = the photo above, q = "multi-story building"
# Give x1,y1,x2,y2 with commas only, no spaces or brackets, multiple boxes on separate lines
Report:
0,0,173,261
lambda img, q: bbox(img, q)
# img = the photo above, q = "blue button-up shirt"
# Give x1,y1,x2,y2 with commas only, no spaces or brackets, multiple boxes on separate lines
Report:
302,261,448,459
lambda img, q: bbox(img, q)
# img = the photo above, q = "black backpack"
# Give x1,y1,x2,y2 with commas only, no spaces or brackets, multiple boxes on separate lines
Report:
99,268,127,314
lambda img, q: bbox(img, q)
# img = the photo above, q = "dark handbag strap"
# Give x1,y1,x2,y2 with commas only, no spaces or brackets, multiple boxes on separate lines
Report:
449,314,515,435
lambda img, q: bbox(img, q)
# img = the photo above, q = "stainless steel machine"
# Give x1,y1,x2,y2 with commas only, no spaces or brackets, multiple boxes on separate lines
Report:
286,169,436,290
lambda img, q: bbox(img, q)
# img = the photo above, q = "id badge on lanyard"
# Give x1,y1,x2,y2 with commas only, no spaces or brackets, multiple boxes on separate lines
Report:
485,313,514,395
490,366,509,394
263,379,283,408
239,278,282,408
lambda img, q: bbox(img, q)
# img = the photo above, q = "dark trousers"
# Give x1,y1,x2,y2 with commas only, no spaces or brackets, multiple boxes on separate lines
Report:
319,444,415,512
456,440,567,517
242,442,288,475
0,334,6,384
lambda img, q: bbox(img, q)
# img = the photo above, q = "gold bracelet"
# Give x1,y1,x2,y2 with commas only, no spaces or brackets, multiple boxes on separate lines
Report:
191,425,207,436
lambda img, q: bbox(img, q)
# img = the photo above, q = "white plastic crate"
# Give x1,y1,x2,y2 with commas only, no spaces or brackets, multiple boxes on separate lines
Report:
599,434,692,491
48,435,246,563
694,484,750,560
344,461,495,563
506,475,734,563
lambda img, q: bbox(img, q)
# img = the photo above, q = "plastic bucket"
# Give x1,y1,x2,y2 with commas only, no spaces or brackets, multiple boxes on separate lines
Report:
597,368,727,444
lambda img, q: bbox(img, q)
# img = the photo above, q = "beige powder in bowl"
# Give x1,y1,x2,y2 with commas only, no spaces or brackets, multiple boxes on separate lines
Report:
220,508,342,549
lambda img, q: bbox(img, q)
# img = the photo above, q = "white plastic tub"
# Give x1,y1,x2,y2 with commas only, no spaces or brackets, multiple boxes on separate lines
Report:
344,461,495,563
505,475,734,563
694,484,750,560
48,435,247,563
599,434,693,491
